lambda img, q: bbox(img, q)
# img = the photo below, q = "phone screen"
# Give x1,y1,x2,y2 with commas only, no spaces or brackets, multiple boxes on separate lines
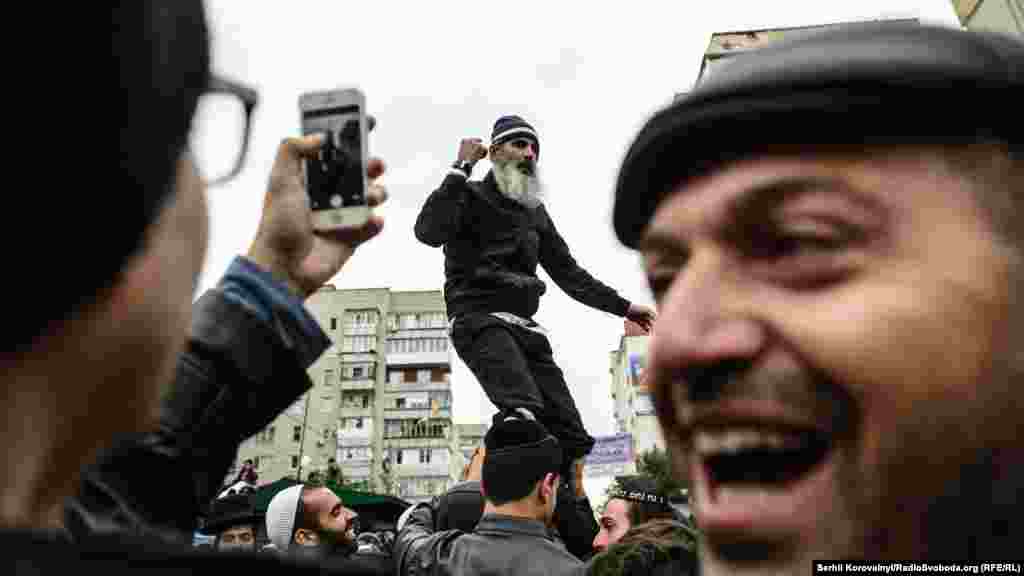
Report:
302,105,366,212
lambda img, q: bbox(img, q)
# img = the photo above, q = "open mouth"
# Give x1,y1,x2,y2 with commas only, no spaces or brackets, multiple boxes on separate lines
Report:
698,427,832,487
689,422,841,550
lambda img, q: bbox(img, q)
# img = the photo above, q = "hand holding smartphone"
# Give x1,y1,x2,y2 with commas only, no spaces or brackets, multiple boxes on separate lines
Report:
299,88,370,231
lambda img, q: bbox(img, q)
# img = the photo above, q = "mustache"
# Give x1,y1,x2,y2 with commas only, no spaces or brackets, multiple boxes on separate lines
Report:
654,360,854,435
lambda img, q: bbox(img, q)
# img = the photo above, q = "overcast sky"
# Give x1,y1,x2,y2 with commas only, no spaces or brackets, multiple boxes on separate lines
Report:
199,0,960,494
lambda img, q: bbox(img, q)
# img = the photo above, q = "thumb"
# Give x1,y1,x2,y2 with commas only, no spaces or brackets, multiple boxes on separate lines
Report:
274,133,326,180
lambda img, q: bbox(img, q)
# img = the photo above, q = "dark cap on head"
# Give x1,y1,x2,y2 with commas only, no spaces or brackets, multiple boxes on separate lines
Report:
201,493,262,535
614,23,1024,249
482,417,561,503
492,115,540,158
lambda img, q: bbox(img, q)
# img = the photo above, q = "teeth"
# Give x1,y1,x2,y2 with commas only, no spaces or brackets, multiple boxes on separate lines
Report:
694,429,805,456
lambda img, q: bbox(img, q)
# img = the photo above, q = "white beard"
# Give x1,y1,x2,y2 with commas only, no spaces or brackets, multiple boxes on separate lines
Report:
493,160,544,209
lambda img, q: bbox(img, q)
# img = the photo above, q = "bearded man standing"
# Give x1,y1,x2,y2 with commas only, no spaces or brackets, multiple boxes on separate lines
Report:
415,115,655,493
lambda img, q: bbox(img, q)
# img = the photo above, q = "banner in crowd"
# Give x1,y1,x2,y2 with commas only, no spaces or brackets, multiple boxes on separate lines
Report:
584,433,635,477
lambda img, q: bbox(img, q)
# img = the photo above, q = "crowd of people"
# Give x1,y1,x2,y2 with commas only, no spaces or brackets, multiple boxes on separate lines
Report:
4,3,1022,574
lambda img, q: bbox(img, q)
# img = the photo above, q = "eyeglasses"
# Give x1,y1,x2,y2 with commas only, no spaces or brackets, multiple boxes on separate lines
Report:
188,75,259,186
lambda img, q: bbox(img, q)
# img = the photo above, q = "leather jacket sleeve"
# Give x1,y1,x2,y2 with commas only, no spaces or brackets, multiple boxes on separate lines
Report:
394,503,463,575
65,286,328,542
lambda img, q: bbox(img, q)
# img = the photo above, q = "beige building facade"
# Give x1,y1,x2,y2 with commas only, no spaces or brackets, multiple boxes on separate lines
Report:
232,287,465,503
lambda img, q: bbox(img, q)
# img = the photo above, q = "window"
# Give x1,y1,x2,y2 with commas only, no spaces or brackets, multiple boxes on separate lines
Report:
389,370,401,385
291,455,299,469
431,368,446,382
396,398,406,409
396,450,403,465
330,317,337,330
346,449,353,460
403,369,416,384
362,394,369,408
419,448,431,464
355,417,364,429
417,369,431,384
293,426,301,442
352,366,364,379
324,370,335,387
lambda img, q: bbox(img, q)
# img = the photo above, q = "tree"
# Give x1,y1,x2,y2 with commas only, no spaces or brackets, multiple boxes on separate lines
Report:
635,447,689,498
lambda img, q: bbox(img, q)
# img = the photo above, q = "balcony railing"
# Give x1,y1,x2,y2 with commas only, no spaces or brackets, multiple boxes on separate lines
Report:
339,406,373,418
385,380,449,393
382,407,451,420
341,378,375,391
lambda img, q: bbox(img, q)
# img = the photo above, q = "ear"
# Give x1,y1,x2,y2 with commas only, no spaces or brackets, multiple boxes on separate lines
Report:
540,472,558,504
294,528,318,546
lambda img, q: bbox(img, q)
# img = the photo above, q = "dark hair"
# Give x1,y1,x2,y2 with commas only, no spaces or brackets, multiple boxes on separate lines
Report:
4,4,209,353
482,419,561,506
611,476,677,527
296,485,321,531
587,519,698,576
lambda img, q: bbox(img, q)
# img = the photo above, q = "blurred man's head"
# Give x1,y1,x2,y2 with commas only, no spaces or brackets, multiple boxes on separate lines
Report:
266,484,358,556
1,2,212,529
481,417,561,526
614,23,1024,572
204,494,261,553
489,115,543,208
593,476,676,553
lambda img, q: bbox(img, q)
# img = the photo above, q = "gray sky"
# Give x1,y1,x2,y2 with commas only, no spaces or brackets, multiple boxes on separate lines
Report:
199,0,960,494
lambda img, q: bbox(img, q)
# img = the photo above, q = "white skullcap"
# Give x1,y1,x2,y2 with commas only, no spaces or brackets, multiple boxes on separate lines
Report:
265,484,304,552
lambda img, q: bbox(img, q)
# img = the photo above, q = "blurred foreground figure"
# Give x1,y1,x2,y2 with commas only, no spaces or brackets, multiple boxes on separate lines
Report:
2,3,388,574
615,23,1024,572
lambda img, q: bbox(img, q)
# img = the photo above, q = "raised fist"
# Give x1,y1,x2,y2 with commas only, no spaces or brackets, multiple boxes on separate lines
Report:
457,138,488,164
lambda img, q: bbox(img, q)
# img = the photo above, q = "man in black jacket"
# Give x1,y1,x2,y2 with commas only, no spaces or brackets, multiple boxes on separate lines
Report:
415,116,655,491
394,416,581,576
2,3,389,574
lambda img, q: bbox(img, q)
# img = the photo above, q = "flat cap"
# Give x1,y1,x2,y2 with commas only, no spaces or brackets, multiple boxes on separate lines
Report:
614,23,1024,248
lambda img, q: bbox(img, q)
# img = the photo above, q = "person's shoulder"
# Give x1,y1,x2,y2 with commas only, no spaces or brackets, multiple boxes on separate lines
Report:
0,529,368,576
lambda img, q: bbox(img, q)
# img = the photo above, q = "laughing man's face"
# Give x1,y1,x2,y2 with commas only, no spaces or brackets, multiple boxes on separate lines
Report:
640,147,1021,573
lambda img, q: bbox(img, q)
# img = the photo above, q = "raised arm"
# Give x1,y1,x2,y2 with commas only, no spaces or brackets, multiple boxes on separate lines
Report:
414,138,487,246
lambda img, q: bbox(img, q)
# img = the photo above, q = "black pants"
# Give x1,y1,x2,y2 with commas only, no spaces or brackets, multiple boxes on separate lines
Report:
450,313,595,464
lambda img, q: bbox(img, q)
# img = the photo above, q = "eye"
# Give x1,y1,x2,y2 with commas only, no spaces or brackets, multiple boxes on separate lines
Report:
742,217,863,288
646,273,674,302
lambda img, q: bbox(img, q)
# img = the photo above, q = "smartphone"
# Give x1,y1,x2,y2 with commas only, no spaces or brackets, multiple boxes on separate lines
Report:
299,88,370,230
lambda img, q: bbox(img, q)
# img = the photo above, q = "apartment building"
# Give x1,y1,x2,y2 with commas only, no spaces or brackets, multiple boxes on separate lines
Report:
608,320,663,457
233,287,462,503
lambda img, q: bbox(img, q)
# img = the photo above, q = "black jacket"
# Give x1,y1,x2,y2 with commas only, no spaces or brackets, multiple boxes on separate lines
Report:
2,288,389,575
415,171,630,321
395,506,582,576
64,289,327,541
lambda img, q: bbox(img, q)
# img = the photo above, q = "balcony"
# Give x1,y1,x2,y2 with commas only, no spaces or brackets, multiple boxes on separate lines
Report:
385,380,449,393
383,406,451,420
386,350,450,367
339,406,373,418
341,378,375,391
395,461,451,477
344,324,378,336
384,437,451,449
338,352,378,363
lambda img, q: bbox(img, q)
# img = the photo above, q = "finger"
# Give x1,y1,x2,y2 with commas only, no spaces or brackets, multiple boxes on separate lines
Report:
367,184,388,207
367,157,386,180
280,133,326,162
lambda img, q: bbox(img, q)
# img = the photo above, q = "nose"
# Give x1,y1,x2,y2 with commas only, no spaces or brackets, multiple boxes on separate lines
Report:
648,252,764,402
